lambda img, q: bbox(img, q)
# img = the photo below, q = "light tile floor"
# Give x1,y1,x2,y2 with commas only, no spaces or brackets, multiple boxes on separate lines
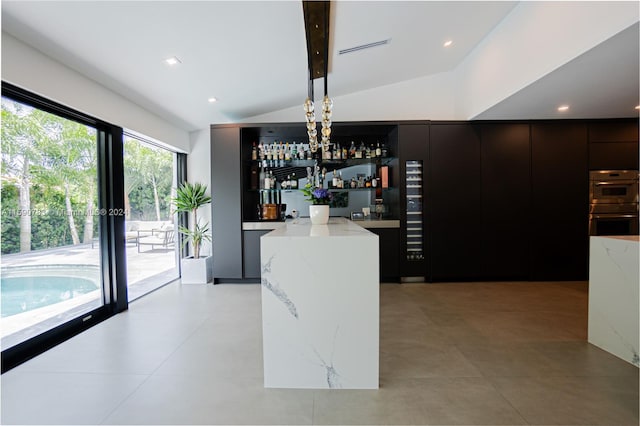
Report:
1,281,638,425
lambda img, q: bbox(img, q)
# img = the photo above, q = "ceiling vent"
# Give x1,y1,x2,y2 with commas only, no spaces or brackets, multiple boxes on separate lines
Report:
338,39,391,55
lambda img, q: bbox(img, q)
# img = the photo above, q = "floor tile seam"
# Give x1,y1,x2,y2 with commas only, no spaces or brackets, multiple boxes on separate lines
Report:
143,313,214,378
482,374,534,426
96,372,155,425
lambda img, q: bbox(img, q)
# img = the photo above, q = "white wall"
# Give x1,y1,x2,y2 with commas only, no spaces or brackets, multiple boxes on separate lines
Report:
242,71,456,123
187,128,213,256
454,1,639,119
1,32,190,152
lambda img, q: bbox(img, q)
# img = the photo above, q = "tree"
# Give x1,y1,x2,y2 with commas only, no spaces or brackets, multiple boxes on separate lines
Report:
1,99,46,252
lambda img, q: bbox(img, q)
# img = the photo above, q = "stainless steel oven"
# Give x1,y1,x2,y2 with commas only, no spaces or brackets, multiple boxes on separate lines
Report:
590,170,639,205
589,170,639,236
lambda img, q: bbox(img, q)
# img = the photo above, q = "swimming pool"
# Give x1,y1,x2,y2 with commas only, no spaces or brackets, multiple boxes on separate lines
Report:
0,265,100,317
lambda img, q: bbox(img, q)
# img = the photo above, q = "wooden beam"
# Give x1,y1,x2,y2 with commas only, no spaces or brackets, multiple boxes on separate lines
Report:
302,1,330,82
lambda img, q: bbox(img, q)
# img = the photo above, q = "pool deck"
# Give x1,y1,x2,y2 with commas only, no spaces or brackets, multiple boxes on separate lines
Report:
1,241,178,349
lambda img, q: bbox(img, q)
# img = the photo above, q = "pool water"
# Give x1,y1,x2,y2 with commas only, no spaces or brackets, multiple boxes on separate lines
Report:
1,276,99,317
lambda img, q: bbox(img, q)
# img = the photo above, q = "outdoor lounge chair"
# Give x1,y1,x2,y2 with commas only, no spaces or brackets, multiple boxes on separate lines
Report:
137,226,175,252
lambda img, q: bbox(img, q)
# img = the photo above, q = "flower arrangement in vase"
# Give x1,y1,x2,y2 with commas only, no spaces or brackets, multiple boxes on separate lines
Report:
301,183,332,225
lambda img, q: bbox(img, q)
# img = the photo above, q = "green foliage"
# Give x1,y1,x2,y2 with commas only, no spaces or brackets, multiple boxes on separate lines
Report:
1,184,20,254
173,182,211,213
172,182,212,259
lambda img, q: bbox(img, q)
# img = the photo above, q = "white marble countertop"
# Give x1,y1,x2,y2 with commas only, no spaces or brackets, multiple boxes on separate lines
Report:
263,217,376,238
243,218,399,231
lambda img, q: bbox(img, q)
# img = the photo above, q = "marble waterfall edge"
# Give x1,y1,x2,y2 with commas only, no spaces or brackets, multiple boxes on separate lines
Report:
260,218,379,389
588,236,639,367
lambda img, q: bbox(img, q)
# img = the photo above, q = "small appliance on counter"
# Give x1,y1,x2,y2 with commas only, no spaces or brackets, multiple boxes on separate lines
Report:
257,203,287,221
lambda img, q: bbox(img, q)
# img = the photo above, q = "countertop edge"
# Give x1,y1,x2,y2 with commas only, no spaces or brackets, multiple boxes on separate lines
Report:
243,219,399,231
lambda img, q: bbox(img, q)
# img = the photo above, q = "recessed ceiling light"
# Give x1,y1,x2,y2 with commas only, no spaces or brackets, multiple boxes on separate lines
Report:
208,97,218,103
164,56,181,66
443,40,453,47
557,105,570,112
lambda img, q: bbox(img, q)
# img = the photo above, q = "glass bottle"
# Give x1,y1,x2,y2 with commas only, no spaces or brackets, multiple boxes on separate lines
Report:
290,172,298,189
284,143,291,161
375,141,382,157
251,142,258,161
349,141,357,158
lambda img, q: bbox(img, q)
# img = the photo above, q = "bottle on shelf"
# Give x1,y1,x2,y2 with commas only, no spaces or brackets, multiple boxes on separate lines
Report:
365,144,372,159
375,141,382,157
251,142,258,161
299,143,306,160
332,169,339,188
284,143,291,161
349,141,357,159
291,142,297,160
290,172,298,189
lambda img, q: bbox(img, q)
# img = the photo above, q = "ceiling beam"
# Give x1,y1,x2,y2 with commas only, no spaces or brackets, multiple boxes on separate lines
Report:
302,0,330,88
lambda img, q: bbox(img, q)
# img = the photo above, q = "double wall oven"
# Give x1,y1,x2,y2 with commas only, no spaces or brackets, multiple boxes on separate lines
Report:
589,170,639,236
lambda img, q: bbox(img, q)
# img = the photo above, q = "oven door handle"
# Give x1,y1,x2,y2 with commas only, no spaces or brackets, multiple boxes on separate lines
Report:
594,180,638,186
590,214,639,219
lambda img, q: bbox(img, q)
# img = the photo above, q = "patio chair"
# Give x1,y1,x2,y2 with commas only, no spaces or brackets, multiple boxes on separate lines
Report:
137,226,175,252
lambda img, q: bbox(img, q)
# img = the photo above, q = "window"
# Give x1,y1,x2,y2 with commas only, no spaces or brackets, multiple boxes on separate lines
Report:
123,135,179,300
1,96,104,350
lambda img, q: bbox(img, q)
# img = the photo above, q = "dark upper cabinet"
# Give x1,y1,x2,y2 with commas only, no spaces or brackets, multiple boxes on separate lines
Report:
531,122,589,280
430,123,482,280
397,124,429,278
480,123,531,279
211,126,243,279
588,120,639,170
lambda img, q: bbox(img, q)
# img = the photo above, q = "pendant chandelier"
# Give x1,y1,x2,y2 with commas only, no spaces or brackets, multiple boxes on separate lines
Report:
302,1,332,154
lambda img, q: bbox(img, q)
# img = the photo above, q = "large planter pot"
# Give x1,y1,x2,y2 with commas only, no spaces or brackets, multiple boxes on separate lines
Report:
181,255,213,284
309,205,330,225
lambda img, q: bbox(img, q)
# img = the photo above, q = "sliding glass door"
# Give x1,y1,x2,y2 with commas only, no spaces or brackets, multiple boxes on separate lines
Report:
123,135,179,300
1,96,103,350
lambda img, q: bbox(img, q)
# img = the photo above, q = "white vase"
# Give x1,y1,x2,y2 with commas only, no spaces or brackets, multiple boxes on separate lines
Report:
309,204,329,225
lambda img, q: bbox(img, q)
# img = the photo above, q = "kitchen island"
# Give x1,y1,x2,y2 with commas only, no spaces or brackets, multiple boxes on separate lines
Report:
588,235,639,367
260,217,379,389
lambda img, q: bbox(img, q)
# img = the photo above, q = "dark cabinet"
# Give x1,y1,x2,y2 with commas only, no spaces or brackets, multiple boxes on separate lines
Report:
367,228,400,281
243,230,270,279
211,126,243,279
480,123,531,279
531,122,589,280
588,120,639,170
429,123,482,280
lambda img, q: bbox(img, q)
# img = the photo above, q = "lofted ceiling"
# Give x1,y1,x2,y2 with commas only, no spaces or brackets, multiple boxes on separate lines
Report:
1,1,638,132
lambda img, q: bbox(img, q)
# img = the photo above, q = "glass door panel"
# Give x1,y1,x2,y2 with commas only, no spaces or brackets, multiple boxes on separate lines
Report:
1,97,103,350
405,160,424,261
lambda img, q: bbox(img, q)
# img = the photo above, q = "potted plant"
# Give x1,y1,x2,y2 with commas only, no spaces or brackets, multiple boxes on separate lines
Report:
173,181,213,284
301,183,332,225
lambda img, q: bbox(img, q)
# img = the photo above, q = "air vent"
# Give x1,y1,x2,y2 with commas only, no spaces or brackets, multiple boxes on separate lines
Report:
338,39,391,55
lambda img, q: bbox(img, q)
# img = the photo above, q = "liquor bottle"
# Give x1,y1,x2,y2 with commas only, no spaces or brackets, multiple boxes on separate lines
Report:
332,169,339,188
251,142,258,160
284,143,291,161
349,141,357,158
381,143,388,157
375,141,382,157
291,142,297,160
263,168,270,189
365,144,371,159
290,172,298,189
266,145,272,161
299,144,306,160
337,171,343,188
333,143,341,160
342,145,348,160
258,142,265,160
259,166,266,190
371,174,378,188
278,142,284,161
355,141,363,159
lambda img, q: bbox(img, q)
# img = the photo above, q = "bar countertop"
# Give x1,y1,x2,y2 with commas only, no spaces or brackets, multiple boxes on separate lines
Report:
243,218,399,231
262,217,376,237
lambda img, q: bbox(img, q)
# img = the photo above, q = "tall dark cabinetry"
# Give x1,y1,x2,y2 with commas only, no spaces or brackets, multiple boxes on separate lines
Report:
429,123,482,280
211,126,243,279
531,122,589,280
480,124,531,279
